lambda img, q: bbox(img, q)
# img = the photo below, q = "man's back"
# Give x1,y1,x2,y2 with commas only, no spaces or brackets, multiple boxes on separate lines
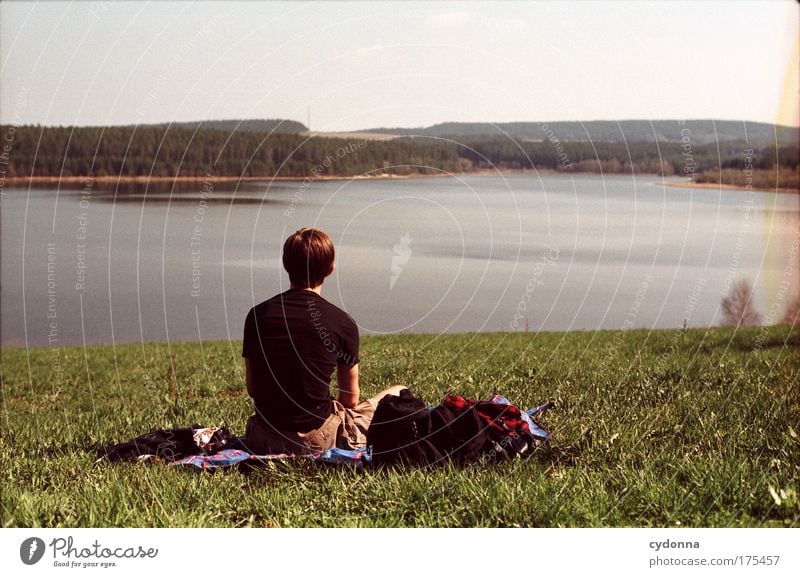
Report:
242,288,359,432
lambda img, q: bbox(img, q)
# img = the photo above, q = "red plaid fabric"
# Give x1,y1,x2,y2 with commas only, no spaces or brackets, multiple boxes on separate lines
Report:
442,394,532,441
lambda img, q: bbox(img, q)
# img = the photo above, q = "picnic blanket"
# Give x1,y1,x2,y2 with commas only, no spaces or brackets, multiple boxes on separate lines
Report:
172,447,372,470
170,395,552,470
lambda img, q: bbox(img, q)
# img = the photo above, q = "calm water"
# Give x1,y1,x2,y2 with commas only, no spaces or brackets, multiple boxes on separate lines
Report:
1,173,798,347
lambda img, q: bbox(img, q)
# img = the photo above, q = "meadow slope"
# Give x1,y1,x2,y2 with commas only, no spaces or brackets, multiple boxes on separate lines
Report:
2,327,798,527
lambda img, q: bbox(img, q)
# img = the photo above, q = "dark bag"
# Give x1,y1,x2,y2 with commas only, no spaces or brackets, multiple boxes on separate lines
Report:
367,389,442,467
429,403,489,463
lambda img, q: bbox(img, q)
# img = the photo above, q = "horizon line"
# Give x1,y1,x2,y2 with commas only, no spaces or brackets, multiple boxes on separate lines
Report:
2,117,799,130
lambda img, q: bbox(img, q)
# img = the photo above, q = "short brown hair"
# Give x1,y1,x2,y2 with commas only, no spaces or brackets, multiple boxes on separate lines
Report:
282,228,335,288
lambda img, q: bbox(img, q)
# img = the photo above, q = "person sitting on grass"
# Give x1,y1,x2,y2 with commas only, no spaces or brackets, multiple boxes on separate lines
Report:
242,227,405,454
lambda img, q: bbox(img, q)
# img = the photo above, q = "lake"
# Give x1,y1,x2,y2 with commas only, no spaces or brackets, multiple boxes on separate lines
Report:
1,173,798,347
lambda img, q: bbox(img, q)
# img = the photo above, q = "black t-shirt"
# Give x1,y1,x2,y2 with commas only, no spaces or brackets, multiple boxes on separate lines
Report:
242,288,359,432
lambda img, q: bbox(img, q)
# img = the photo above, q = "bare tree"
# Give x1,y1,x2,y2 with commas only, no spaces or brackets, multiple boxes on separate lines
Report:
720,279,762,327
782,296,800,326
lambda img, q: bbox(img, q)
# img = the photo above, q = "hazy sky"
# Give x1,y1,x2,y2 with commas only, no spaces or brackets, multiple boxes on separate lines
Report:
1,1,798,130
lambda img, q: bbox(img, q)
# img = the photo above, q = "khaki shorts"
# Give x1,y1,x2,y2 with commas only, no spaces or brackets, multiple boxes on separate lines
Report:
244,399,376,455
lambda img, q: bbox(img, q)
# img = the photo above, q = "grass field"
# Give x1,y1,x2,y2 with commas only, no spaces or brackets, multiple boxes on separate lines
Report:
2,326,798,527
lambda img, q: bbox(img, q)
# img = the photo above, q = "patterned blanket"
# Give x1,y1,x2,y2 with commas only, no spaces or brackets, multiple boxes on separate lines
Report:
172,447,371,469
172,395,552,470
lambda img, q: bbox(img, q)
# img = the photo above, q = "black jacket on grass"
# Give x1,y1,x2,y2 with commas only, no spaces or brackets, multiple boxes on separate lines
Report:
101,426,230,462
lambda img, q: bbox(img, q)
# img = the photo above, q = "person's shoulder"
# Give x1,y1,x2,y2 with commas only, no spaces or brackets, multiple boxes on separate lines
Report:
252,290,295,310
314,293,345,314
317,295,357,328
253,289,295,309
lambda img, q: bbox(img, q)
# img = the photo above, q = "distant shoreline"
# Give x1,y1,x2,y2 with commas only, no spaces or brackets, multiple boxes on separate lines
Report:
659,179,799,195
4,172,798,194
0,169,664,187
2,173,450,186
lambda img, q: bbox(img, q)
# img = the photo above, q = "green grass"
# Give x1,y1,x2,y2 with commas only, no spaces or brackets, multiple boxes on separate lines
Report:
2,326,798,527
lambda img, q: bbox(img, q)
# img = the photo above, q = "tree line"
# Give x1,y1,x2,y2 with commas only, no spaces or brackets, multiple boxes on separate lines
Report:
2,125,797,183
362,119,799,145
455,137,798,176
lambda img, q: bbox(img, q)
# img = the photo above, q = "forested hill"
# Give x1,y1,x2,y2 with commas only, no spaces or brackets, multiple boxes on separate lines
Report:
141,118,308,134
359,120,799,145
1,123,797,190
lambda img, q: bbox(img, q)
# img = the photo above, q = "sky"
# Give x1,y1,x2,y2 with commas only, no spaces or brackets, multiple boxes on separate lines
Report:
1,1,798,131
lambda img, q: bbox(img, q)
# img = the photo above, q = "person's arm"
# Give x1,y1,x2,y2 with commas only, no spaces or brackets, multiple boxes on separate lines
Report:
245,358,256,399
336,363,359,408
242,308,257,399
